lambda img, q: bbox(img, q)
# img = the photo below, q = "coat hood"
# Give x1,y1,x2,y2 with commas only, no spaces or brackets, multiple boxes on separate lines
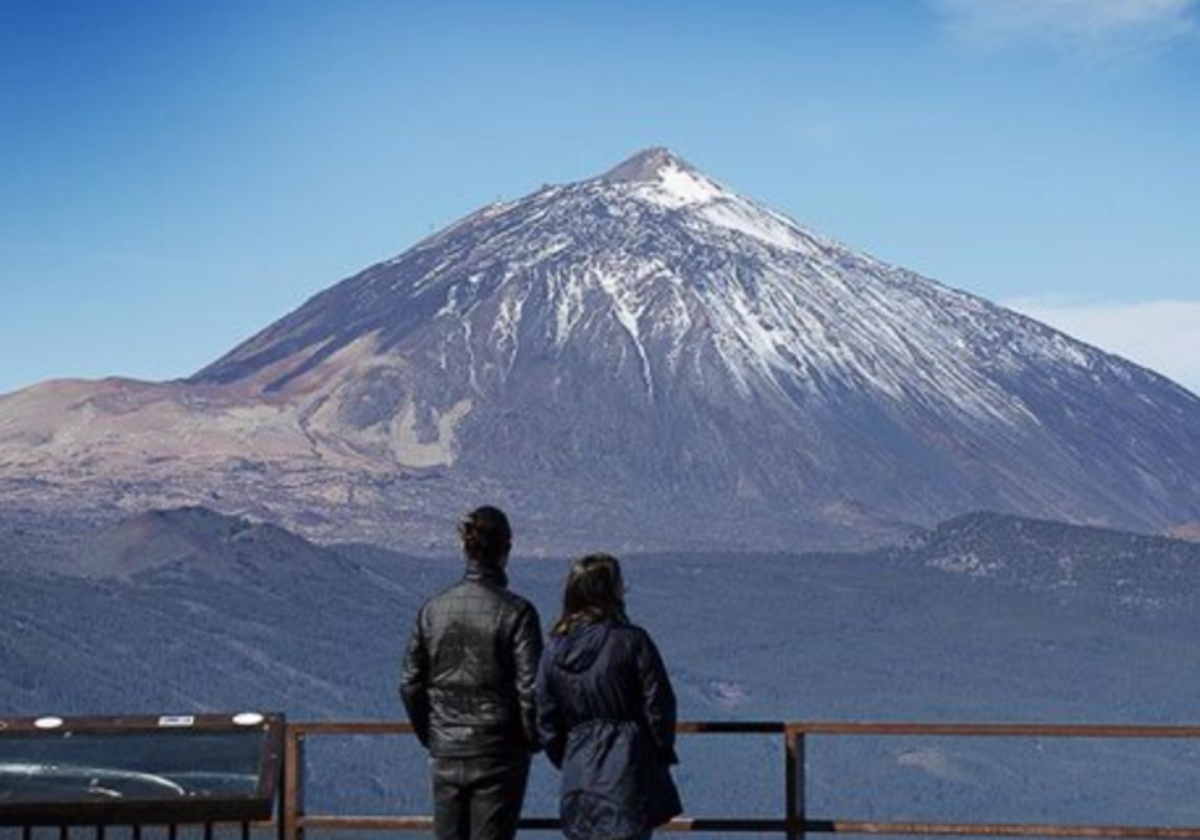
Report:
552,621,612,673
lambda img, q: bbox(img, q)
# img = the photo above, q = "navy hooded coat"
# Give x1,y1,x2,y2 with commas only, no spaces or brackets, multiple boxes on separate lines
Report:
536,620,683,840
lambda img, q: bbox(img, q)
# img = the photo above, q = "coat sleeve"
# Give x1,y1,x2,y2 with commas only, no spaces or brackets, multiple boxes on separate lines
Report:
399,609,431,749
637,629,679,764
512,602,544,753
535,642,566,768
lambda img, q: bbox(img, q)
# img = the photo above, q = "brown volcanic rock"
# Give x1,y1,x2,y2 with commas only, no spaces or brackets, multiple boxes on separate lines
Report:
1167,522,1200,543
3,149,1200,553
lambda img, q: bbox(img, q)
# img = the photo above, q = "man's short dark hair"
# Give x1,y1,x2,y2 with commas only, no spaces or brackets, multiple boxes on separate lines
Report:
459,506,512,565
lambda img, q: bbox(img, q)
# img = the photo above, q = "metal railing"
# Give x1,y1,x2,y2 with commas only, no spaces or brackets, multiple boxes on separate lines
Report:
282,720,1200,839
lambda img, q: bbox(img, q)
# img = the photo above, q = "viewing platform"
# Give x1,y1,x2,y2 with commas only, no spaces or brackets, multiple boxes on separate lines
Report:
7,718,1200,839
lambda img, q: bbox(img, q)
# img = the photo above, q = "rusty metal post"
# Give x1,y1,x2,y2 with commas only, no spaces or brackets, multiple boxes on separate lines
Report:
785,726,806,840
282,728,306,840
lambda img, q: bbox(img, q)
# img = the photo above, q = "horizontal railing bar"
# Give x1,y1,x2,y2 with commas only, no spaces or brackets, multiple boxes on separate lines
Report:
0,714,282,733
299,815,1200,837
663,817,788,832
0,822,279,830
301,817,428,830
793,722,1200,738
291,721,414,735
287,720,1200,840
291,720,786,736
292,720,1200,739
813,821,1200,837
677,721,785,733
301,815,786,832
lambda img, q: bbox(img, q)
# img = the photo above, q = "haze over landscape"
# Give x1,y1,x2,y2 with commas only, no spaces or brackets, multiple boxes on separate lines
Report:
2,0,1200,830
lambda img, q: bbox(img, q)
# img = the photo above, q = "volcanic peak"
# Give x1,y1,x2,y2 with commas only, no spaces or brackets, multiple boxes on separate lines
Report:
595,147,727,208
600,147,693,182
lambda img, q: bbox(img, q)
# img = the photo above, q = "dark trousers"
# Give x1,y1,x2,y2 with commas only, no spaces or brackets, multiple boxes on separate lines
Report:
431,754,531,840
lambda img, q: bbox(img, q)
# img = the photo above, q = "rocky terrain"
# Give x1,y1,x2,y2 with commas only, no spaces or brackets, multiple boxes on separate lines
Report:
2,148,1199,553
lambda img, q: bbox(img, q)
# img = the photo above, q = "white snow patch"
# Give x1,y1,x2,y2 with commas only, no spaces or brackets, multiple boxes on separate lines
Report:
596,267,655,397
461,318,480,393
659,163,724,203
634,162,726,209
550,267,589,348
493,284,529,375
697,199,812,253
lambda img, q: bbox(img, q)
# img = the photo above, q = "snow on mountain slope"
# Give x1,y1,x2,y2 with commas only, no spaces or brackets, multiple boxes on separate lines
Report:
2,149,1199,553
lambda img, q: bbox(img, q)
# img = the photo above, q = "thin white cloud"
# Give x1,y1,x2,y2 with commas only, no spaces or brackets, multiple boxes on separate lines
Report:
1007,297,1200,395
929,0,1200,59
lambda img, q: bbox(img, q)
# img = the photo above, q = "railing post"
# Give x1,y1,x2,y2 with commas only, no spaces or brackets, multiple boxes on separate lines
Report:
282,727,306,840
785,725,806,840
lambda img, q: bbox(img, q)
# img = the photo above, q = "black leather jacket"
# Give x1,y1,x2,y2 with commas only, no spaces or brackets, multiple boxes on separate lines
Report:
400,562,543,758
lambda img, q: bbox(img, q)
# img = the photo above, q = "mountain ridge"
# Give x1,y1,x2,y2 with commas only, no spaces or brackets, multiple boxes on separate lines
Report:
2,148,1198,553
5,503,1200,823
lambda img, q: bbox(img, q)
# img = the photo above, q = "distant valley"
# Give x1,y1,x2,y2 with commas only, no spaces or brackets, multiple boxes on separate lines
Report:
4,507,1200,823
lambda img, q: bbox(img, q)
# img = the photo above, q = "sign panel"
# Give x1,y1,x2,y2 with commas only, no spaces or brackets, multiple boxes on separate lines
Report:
0,713,283,825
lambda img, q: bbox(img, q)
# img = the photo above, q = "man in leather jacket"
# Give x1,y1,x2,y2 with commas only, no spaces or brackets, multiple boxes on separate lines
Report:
401,506,543,840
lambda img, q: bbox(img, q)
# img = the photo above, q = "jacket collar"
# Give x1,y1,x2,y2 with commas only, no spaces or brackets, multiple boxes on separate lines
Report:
464,560,508,588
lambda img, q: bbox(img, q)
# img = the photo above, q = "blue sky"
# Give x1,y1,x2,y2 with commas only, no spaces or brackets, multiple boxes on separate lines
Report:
1,0,1198,394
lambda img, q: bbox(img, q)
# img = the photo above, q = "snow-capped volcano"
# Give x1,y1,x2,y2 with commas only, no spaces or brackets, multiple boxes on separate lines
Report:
3,149,1200,553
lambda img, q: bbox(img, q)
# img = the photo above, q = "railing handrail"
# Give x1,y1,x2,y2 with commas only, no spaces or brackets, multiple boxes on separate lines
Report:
283,719,1200,839
291,718,1200,737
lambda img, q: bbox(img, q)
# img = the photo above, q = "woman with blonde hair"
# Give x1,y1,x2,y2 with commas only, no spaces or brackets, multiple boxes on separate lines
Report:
536,554,682,840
